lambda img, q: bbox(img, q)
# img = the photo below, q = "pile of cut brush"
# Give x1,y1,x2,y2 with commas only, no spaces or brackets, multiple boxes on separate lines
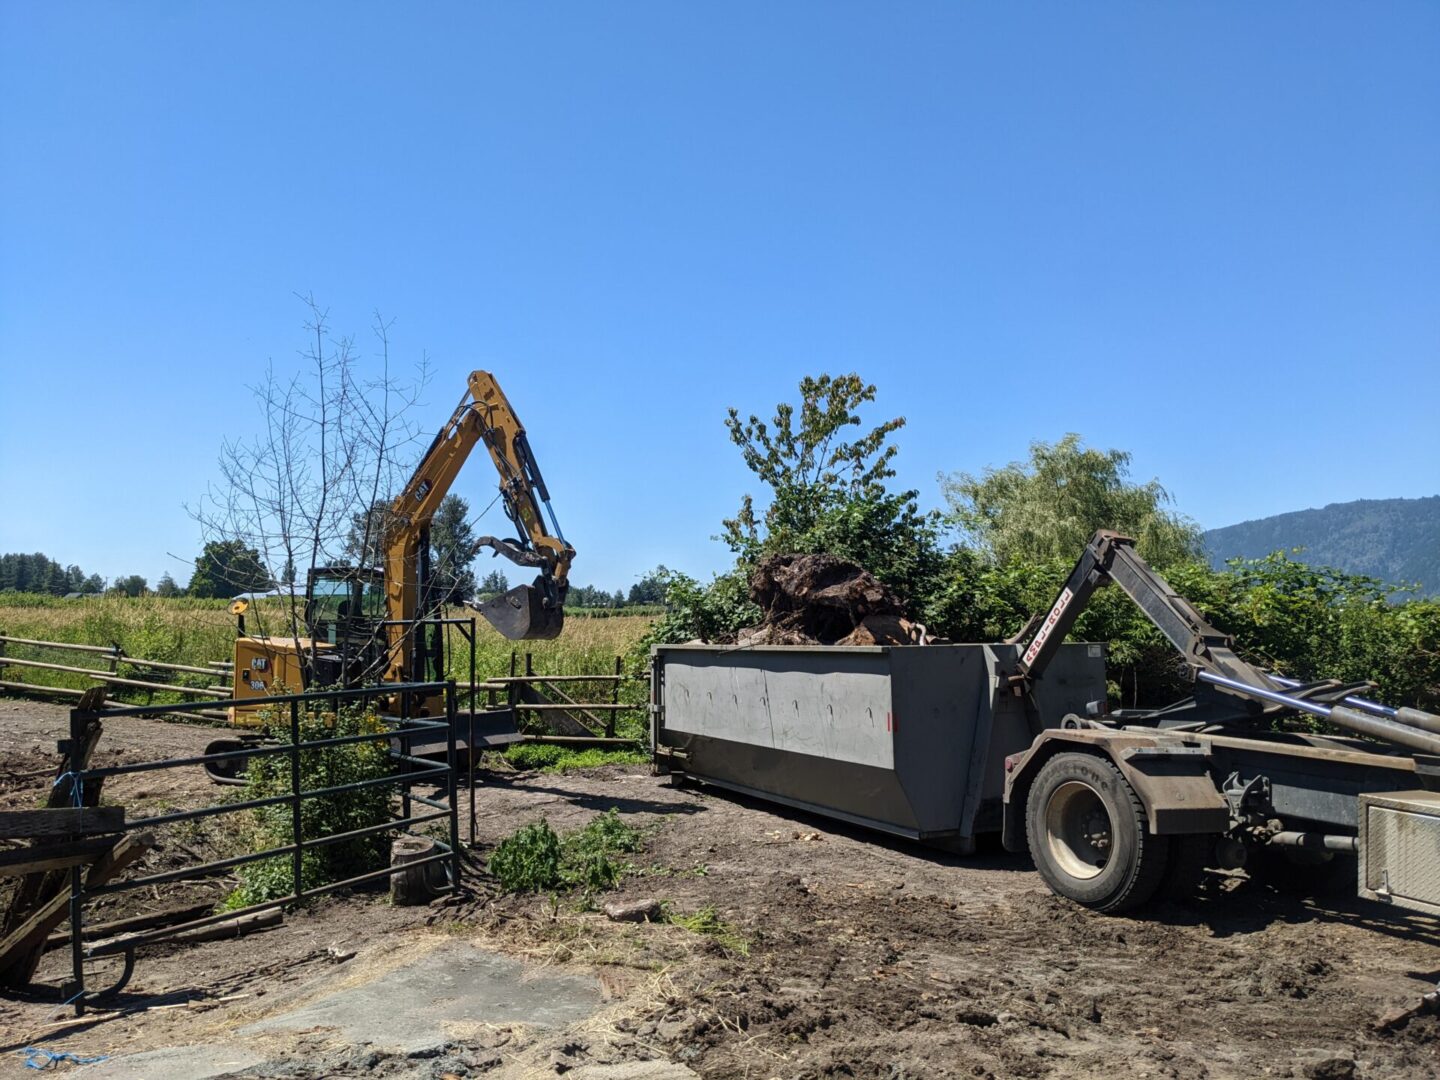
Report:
735,553,930,646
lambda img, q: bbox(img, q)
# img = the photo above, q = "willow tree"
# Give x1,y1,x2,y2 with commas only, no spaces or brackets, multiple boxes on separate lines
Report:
941,434,1202,568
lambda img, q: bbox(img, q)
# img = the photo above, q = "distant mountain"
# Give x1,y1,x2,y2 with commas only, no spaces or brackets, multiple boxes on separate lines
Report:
1203,496,1440,596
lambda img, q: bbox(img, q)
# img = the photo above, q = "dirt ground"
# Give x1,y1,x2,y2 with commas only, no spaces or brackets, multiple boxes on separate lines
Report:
1,696,1439,1078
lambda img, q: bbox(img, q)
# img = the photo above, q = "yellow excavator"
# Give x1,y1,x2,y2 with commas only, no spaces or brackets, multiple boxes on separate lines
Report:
208,371,574,778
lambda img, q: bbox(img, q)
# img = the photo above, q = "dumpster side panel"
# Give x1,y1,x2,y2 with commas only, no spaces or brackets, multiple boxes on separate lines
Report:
660,648,895,769
890,646,987,836
660,732,924,837
653,643,1107,846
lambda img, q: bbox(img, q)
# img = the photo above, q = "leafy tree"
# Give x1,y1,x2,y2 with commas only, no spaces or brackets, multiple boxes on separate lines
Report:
429,494,478,603
110,574,148,597
477,569,510,597
154,572,182,598
347,494,477,603
721,373,945,606
190,539,272,598
941,434,1201,568
627,568,669,605
84,573,105,594
923,547,1440,712
724,373,902,555
344,500,396,568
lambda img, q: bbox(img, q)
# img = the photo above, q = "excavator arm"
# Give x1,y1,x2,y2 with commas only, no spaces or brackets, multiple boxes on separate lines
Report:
462,372,574,640
382,371,574,683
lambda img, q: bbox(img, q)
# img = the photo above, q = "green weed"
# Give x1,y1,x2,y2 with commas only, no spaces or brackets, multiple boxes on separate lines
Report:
665,904,750,956
487,809,645,894
504,743,647,772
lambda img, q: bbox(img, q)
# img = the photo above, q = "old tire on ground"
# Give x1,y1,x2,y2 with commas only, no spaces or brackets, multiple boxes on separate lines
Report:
1026,752,1170,914
202,738,253,786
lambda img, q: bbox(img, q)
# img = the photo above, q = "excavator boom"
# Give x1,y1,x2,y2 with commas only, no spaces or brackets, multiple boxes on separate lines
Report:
384,371,574,664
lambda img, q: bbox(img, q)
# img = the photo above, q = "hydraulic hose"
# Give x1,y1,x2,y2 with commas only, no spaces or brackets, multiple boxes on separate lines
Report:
1197,671,1440,757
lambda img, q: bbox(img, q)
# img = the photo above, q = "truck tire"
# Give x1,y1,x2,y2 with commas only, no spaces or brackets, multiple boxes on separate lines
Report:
1026,752,1169,914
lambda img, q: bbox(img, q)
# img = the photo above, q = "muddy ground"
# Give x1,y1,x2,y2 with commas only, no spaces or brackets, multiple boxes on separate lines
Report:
1,696,1438,1078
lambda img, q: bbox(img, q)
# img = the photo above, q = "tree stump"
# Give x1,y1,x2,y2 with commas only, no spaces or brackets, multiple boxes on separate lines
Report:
389,836,445,905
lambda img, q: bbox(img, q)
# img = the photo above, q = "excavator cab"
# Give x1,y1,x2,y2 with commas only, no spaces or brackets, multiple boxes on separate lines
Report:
304,567,387,684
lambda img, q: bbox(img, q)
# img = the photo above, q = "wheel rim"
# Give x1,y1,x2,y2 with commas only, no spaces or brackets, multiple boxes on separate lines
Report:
1044,780,1114,881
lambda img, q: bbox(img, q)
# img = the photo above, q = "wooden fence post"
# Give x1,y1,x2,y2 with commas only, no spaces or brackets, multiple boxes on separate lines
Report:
608,656,622,737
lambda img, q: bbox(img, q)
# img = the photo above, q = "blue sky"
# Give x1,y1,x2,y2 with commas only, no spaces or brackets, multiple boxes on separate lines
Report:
2,4,1437,593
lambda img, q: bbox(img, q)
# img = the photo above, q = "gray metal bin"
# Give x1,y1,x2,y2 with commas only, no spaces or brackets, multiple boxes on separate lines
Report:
652,643,1106,851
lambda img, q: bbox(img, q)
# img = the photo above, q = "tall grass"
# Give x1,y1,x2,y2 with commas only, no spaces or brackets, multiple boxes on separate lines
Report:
0,594,655,713
443,614,654,681
0,594,235,696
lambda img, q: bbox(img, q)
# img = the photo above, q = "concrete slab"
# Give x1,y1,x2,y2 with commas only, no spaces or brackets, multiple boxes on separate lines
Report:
569,1064,702,1080
78,940,602,1078
75,1043,265,1080
239,941,600,1053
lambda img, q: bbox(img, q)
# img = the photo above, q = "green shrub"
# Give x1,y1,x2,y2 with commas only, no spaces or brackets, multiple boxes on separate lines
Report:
226,696,395,909
923,548,1440,712
487,819,564,893
559,808,645,891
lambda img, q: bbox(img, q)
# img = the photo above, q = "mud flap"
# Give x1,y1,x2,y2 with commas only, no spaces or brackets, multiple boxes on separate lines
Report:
476,578,565,640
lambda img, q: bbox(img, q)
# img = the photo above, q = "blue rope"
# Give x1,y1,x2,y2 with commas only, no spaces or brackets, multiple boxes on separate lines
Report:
19,1047,110,1069
52,771,85,808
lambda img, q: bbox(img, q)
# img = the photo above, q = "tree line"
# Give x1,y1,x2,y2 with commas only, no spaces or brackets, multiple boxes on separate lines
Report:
0,552,139,597
2,496,670,607
647,374,1440,710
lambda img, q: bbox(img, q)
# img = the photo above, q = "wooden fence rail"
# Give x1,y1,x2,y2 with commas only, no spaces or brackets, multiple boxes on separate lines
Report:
0,634,231,720
0,638,648,743
476,651,648,740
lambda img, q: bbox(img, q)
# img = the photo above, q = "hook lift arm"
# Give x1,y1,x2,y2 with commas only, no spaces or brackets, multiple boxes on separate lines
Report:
1009,530,1440,753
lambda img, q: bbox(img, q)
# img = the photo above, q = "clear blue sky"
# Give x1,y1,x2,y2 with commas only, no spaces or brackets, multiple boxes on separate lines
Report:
2,4,1436,592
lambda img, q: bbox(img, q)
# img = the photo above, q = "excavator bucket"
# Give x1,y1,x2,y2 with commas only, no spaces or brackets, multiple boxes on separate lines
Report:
476,580,565,640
